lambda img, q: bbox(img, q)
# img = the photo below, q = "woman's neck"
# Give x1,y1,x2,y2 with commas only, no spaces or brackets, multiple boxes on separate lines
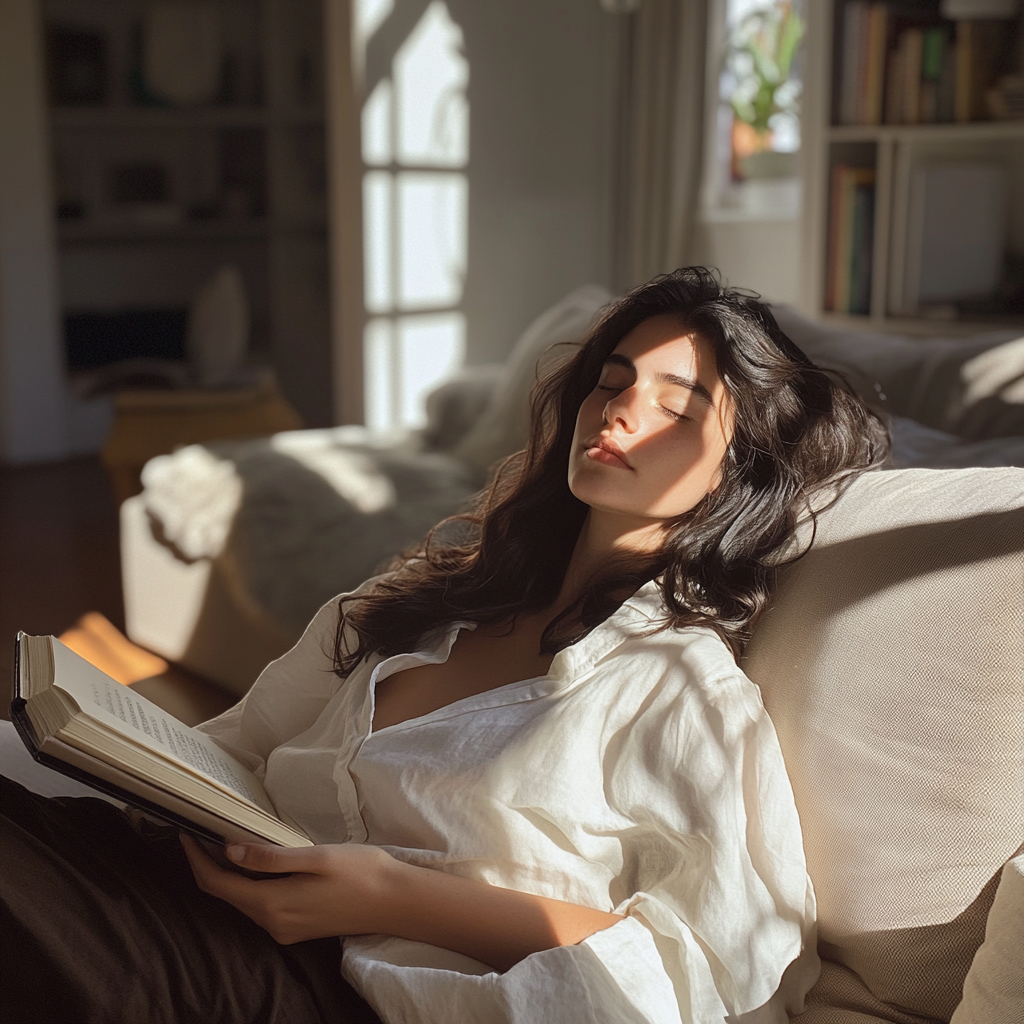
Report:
555,509,666,610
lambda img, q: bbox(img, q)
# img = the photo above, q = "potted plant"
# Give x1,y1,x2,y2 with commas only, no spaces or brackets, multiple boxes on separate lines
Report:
727,1,804,181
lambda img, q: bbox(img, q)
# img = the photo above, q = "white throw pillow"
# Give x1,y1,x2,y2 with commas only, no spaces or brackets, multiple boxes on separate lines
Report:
951,852,1024,1024
453,284,612,477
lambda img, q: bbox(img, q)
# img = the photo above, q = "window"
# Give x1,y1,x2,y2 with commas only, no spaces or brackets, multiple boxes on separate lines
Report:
705,0,804,218
356,0,469,431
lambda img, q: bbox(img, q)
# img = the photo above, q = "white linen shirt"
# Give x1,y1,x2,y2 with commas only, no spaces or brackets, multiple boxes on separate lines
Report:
198,580,819,1024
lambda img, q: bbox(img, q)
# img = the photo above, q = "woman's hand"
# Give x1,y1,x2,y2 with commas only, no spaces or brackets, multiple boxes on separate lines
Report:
180,835,398,944
181,836,624,970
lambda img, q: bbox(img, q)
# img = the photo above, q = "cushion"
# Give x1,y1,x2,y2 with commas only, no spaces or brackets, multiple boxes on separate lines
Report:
423,364,503,452
888,415,1024,469
453,284,612,476
951,851,1024,1024
771,305,1024,441
743,468,1024,1023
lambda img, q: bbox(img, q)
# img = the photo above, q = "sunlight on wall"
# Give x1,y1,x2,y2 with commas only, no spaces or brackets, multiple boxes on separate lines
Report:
358,1,469,431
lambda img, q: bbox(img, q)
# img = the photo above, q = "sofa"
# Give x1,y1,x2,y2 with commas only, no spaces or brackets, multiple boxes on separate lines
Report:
119,289,1024,694
5,288,1024,1021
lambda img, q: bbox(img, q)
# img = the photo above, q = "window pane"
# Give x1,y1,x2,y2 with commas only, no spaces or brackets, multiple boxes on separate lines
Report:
396,312,464,428
394,2,469,168
362,79,393,166
363,317,396,431
397,171,467,310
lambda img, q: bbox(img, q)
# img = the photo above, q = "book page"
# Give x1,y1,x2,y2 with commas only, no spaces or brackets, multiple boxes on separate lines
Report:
48,639,274,815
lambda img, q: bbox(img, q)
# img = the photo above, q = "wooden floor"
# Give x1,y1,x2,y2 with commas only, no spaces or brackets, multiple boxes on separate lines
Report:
1,457,123,708
1,456,234,724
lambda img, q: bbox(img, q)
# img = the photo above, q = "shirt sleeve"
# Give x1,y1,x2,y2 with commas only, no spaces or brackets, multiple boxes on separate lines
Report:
583,642,818,1022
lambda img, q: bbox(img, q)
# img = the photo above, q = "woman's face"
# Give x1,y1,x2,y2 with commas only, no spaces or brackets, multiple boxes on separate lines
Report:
568,315,734,529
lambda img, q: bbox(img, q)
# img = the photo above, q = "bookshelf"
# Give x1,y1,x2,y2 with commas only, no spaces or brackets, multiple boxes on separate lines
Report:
800,1,1024,331
42,0,334,424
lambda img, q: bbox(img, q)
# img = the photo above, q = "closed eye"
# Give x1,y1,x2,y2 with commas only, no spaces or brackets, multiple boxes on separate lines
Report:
660,405,690,422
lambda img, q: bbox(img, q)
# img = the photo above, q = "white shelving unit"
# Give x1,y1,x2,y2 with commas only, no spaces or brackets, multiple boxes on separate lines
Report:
799,1,1024,334
43,0,335,425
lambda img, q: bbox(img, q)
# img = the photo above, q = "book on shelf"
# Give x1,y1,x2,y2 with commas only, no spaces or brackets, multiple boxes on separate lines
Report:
839,2,890,125
826,165,876,315
10,632,311,848
835,2,1016,126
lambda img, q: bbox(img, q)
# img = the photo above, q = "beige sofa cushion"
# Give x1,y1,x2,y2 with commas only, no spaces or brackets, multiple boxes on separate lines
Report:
743,468,1024,1023
772,305,1024,441
952,851,1024,1024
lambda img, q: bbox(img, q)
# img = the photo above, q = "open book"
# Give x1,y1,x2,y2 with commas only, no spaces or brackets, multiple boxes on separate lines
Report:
10,633,311,848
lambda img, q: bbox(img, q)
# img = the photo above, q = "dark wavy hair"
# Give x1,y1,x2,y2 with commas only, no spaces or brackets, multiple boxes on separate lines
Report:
333,267,889,673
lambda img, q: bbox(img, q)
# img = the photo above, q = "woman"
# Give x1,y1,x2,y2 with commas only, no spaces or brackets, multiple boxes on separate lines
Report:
1,269,887,1024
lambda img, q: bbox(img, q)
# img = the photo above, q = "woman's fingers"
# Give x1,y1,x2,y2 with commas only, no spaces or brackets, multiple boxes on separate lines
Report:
225,842,325,874
179,835,396,944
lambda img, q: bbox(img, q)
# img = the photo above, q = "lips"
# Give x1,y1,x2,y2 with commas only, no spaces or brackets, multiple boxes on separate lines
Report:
583,437,633,469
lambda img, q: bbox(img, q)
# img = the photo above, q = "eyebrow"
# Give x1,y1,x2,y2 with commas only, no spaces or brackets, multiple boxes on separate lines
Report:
604,353,716,408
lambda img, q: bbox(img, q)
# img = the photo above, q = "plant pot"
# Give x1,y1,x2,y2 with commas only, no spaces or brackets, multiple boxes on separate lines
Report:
739,150,798,180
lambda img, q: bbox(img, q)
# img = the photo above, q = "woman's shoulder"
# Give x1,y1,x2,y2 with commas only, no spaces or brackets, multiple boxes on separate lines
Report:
596,591,765,717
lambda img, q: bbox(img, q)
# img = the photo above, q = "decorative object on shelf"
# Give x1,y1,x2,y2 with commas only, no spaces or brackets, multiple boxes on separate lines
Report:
186,265,250,387
142,3,222,106
46,24,108,106
727,1,804,172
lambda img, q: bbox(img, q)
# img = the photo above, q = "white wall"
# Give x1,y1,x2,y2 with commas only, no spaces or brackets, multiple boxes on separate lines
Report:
0,0,67,463
691,216,802,306
447,0,619,365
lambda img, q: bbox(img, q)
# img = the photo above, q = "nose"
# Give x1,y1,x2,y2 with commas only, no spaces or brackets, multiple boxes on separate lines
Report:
603,386,640,432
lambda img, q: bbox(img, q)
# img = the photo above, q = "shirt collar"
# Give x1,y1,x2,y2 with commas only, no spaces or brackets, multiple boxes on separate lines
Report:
551,578,669,681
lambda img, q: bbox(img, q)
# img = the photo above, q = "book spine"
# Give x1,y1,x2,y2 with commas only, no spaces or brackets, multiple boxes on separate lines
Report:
885,40,905,125
920,26,945,123
826,164,846,311
851,182,876,316
841,2,867,125
865,5,889,125
938,38,957,122
838,168,858,314
856,3,875,123
955,20,972,122
902,28,924,124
